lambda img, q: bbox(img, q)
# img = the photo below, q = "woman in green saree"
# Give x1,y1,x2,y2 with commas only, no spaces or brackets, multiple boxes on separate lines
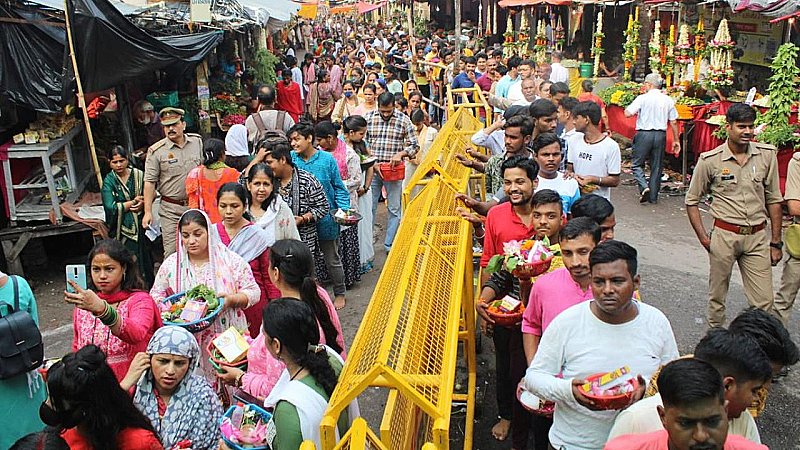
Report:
101,146,154,284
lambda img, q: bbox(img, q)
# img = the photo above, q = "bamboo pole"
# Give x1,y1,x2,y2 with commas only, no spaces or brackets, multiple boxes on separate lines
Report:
454,0,462,55
64,0,103,189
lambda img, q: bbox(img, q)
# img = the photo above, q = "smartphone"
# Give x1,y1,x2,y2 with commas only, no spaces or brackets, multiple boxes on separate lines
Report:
208,357,224,374
65,264,87,293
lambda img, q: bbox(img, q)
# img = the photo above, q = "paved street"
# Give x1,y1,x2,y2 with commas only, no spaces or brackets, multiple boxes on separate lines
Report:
36,177,800,449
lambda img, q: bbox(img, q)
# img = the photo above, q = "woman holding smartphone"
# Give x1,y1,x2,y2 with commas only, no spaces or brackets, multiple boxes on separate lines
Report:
65,239,162,382
101,145,153,284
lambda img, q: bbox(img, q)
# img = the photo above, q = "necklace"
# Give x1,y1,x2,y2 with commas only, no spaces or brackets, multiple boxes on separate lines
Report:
289,366,305,381
206,161,227,170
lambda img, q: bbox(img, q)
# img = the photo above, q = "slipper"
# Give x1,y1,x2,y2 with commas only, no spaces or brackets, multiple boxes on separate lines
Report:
334,296,346,310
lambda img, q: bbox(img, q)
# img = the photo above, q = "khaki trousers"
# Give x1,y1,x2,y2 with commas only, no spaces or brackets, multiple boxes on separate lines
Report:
159,201,187,258
707,227,774,327
774,255,800,325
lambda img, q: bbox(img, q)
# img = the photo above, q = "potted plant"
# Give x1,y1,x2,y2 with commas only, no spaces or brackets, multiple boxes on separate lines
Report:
755,43,800,149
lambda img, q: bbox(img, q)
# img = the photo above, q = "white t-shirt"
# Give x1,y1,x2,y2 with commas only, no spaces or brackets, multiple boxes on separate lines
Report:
567,135,621,201
625,89,678,131
537,173,581,213
507,79,525,103
550,62,569,83
524,301,679,450
608,392,762,444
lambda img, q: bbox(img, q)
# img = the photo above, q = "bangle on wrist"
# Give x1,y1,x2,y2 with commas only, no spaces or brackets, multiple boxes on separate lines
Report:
236,371,245,387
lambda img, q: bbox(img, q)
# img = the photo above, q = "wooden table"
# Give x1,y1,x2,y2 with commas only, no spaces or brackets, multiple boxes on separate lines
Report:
2,126,84,224
0,221,99,276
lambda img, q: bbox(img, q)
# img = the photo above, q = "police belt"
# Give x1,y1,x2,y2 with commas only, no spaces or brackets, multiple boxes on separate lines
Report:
713,219,766,235
160,195,188,207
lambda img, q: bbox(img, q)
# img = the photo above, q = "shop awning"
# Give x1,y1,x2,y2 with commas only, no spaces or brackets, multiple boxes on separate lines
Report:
770,8,800,22
498,0,571,6
357,1,386,13
239,0,299,32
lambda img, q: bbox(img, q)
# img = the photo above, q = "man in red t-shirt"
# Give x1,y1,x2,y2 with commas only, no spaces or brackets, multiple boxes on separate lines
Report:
604,358,768,450
476,155,540,445
275,69,304,123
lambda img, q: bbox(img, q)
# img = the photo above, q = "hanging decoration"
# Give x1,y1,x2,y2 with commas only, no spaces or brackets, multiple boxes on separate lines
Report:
478,2,483,37
706,18,735,91
534,19,548,62
503,13,516,59
555,16,565,52
674,24,693,84
693,19,706,82
622,7,640,81
492,1,497,38
518,9,531,57
649,20,662,76
664,24,676,87
591,10,604,77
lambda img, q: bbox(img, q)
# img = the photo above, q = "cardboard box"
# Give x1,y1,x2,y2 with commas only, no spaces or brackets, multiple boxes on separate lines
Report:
179,299,208,322
213,327,250,364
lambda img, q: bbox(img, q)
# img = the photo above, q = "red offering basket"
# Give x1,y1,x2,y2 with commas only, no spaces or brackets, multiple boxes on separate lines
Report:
581,372,640,410
486,301,525,327
511,256,553,279
517,386,555,417
206,339,248,370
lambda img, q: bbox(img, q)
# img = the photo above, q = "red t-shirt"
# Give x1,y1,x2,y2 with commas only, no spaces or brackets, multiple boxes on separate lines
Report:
62,427,164,450
480,201,537,267
604,430,768,450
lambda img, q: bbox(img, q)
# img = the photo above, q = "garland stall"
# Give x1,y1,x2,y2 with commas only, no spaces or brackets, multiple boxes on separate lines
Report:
693,19,706,82
591,10,604,77
674,24,693,85
622,7,640,81
534,19,548,62
706,18,735,92
503,14,516,59
664,24,676,87
518,10,531,57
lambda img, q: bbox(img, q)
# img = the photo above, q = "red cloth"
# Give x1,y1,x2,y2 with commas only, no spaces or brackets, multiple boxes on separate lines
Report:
62,427,164,450
276,80,304,123
215,222,280,337
578,92,606,109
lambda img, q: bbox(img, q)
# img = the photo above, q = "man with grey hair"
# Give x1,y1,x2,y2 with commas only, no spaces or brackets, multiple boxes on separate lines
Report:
625,73,680,204
549,51,569,83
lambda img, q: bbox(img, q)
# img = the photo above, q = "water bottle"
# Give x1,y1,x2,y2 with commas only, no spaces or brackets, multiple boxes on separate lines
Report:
230,402,245,428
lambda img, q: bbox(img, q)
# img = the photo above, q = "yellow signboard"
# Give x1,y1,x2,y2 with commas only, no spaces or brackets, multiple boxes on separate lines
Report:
727,10,786,67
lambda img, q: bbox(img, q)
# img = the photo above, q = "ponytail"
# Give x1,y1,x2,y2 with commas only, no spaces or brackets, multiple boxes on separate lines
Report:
297,348,339,397
300,276,343,355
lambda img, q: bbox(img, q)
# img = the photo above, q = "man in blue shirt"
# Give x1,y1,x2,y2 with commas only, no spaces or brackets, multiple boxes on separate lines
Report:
493,56,521,114
289,121,351,309
451,56,479,90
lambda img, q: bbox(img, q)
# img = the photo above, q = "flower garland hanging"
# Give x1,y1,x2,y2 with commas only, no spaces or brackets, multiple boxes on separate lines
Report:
693,19,706,82
674,24,693,83
503,13,516,60
664,24,676,87
649,20,662,76
534,19,548,63
518,11,531,57
622,8,641,81
706,18,735,91
591,10,604,77
554,16,565,51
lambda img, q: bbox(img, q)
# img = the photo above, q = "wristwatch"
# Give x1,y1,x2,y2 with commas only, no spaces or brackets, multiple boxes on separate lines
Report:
770,241,784,250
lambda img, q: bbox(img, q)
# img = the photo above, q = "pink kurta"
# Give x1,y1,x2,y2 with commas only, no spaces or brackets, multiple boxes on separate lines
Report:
316,285,347,358
241,333,285,400
72,291,162,381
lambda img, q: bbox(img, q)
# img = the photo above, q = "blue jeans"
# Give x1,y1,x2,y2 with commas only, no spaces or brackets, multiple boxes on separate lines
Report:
631,130,667,203
371,175,402,251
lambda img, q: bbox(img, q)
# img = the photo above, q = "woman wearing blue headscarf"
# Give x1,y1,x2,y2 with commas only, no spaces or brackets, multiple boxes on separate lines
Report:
121,326,223,450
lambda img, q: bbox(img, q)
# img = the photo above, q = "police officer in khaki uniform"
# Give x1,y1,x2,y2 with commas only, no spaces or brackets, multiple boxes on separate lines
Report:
142,107,203,258
774,152,800,325
685,103,783,327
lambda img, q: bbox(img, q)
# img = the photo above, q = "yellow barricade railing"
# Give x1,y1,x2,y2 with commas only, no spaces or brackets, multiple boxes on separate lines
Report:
321,93,483,450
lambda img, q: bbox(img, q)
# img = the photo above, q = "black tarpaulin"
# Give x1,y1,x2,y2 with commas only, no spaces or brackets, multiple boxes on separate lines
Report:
67,0,223,93
0,4,66,112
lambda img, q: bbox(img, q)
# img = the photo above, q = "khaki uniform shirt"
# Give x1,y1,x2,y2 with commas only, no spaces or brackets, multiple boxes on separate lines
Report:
144,133,203,201
685,141,783,226
784,152,800,201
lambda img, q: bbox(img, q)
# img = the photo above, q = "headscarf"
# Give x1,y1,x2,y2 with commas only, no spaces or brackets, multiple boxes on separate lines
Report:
252,195,291,247
174,209,242,296
330,137,349,180
224,124,249,157
133,326,223,450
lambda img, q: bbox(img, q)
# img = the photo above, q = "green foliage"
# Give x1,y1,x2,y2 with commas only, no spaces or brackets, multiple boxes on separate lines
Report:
209,98,241,116
756,43,800,149
252,49,280,86
598,82,641,108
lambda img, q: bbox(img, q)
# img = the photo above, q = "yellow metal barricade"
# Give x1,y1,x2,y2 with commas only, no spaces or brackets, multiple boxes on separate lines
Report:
321,90,483,450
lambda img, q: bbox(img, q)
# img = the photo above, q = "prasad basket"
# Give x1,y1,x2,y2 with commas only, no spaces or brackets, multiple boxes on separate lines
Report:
220,404,272,450
161,291,224,333
511,256,553,279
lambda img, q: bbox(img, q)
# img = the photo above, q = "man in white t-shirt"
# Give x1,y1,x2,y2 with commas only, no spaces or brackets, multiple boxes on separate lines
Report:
532,132,581,213
566,101,621,201
549,50,569,83
524,240,679,450
608,327,773,445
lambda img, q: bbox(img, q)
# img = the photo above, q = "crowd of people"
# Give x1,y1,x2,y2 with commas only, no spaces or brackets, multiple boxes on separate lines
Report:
2,14,800,450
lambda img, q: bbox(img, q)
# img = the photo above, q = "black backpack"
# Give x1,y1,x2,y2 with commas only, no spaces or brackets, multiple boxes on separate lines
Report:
0,276,44,379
